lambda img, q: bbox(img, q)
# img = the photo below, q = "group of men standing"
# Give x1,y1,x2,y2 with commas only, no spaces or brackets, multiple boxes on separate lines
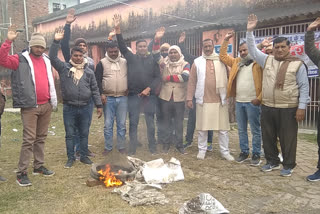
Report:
0,10,320,186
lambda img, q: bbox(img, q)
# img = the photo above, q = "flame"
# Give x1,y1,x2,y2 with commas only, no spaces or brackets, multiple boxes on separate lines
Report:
97,164,123,187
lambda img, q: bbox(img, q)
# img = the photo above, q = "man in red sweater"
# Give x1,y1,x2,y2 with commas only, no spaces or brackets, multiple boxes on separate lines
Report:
0,25,57,187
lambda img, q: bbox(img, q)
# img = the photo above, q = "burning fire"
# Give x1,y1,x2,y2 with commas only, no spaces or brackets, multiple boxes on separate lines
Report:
98,164,123,187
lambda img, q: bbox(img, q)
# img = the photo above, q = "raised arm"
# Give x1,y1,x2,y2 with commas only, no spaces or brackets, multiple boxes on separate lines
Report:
61,8,77,62
246,14,268,68
178,32,197,65
305,17,320,68
219,31,236,67
49,29,67,74
114,14,134,60
0,25,19,70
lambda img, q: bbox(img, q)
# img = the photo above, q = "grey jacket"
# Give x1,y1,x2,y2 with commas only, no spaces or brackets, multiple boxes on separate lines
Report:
49,40,102,108
305,31,320,68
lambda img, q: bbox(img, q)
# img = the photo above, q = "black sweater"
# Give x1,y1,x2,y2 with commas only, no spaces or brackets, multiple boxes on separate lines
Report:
116,33,160,95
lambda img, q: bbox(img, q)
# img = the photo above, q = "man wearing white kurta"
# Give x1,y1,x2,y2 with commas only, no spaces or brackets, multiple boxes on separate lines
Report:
187,39,234,161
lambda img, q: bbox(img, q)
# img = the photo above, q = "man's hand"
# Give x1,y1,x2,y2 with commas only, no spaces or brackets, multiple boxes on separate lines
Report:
54,29,65,41
251,99,261,106
7,25,19,41
97,108,103,119
247,14,258,32
187,100,193,109
179,32,186,43
66,8,77,24
261,37,273,48
113,14,121,33
155,27,165,40
139,87,151,97
108,29,116,38
307,17,320,31
296,109,305,122
224,31,234,41
101,94,107,105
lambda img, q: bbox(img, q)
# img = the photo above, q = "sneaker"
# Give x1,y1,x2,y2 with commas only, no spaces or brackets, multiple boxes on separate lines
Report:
261,163,280,172
0,175,7,182
80,157,93,165
75,151,80,160
197,151,206,160
222,153,235,161
250,154,262,166
307,170,320,182
102,149,112,156
176,147,185,154
16,172,32,187
236,152,249,163
64,159,75,169
183,141,192,149
207,142,213,152
33,166,55,176
280,168,293,177
118,148,127,154
88,149,95,157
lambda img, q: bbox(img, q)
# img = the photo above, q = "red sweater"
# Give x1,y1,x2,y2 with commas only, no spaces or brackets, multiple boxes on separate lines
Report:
0,40,50,104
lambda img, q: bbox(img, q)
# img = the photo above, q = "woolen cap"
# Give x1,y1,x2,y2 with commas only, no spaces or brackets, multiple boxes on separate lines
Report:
29,33,46,48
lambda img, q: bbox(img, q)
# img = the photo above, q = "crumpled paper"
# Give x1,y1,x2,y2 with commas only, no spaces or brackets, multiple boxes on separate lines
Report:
179,193,229,214
142,157,184,184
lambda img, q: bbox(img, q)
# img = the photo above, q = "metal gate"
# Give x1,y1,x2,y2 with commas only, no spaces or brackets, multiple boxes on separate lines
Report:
237,22,319,129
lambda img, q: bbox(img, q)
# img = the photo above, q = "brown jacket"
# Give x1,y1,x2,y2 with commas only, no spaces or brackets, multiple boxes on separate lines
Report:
219,40,263,101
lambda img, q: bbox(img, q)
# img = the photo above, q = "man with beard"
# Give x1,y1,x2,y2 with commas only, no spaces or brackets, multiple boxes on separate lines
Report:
247,14,310,177
219,31,263,166
186,38,234,161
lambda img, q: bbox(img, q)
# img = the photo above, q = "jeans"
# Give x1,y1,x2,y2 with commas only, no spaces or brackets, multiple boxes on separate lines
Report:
128,94,156,153
160,99,185,149
63,103,91,160
235,102,262,155
74,98,94,153
103,96,127,151
185,97,213,143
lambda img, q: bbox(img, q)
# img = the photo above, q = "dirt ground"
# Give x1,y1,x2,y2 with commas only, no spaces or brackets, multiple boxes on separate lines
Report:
0,105,320,214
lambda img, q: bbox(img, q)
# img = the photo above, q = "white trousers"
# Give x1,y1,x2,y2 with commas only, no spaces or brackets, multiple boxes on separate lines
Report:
198,130,229,155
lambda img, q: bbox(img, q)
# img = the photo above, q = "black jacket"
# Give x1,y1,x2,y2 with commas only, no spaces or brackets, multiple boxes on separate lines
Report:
116,33,160,95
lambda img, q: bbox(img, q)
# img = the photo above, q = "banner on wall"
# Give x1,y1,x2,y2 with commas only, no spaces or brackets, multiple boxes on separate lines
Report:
241,32,320,77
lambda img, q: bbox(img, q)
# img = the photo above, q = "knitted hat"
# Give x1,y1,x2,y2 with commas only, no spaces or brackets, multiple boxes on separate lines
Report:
74,38,87,47
168,45,182,56
160,43,170,51
29,33,46,48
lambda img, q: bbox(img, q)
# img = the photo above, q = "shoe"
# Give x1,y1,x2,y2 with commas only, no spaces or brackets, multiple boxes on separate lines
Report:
80,157,93,165
176,147,185,154
88,149,95,157
222,153,235,161
261,163,280,172
236,152,249,163
280,168,293,177
102,149,112,156
183,141,192,149
75,151,80,160
33,166,55,176
64,159,75,169
16,172,32,187
0,175,7,182
307,170,320,182
197,151,206,160
250,154,262,166
118,148,127,154
207,142,213,152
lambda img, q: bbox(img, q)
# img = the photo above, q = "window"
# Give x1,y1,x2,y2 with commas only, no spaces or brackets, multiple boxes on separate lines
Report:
52,3,61,12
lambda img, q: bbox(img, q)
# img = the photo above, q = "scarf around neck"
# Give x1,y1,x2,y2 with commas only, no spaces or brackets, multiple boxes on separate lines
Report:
274,52,302,90
69,58,87,85
105,52,121,72
238,54,254,68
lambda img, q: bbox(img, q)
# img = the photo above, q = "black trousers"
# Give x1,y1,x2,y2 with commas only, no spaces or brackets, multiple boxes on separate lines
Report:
160,99,185,149
261,105,298,169
317,109,320,169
